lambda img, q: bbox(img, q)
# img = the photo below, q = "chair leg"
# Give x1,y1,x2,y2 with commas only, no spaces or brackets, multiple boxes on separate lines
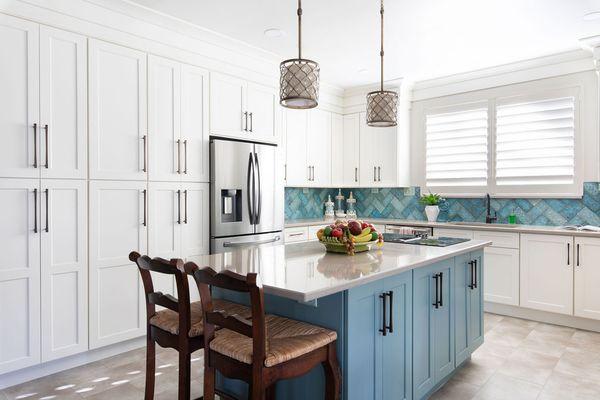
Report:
266,384,276,400
322,343,341,400
250,380,265,400
178,351,191,400
203,363,216,400
145,336,156,400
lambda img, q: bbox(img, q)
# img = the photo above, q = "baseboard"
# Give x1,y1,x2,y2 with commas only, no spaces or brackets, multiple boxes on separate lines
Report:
484,302,600,332
0,337,146,390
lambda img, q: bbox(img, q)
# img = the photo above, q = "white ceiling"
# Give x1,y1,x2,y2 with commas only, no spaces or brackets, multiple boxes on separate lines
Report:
127,0,600,88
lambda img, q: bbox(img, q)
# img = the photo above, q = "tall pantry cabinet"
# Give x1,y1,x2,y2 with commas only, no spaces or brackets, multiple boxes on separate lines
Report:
0,14,88,373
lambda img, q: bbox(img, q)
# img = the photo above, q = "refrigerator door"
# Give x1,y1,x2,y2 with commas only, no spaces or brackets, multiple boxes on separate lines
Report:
210,139,255,238
211,231,283,254
253,142,284,234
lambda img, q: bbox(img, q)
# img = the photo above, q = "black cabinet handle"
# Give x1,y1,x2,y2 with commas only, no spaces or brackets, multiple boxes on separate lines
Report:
44,189,49,233
386,291,394,333
439,272,444,307
379,293,387,336
468,260,475,289
177,190,181,224
567,243,570,266
473,261,477,289
432,274,439,309
577,244,580,267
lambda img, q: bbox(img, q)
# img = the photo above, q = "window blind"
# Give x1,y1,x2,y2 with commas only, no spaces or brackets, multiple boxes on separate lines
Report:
495,97,575,186
425,108,488,187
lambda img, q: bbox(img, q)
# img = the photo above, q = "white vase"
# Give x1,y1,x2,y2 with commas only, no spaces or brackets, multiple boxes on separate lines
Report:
425,205,440,222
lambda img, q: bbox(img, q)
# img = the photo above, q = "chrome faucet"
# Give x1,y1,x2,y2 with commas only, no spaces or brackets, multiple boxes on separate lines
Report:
485,193,497,224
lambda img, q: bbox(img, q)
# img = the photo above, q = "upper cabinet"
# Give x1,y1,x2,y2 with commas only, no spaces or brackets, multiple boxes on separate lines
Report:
89,39,147,181
210,72,277,143
359,112,399,187
332,114,360,187
148,55,209,183
0,16,87,180
284,109,309,186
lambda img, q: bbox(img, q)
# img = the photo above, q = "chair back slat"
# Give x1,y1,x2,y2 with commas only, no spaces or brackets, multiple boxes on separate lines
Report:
206,311,253,338
148,292,179,312
193,268,253,293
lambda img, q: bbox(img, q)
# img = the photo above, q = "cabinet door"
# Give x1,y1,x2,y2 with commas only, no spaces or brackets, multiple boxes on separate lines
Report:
284,109,308,186
210,72,246,137
412,266,435,398
433,261,454,384
307,109,331,186
89,40,147,180
377,125,397,186
40,180,87,361
574,237,600,320
89,181,147,348
468,251,484,352
0,15,39,179
483,247,519,305
346,279,384,400
247,82,276,142
39,26,87,179
181,64,209,183
330,113,344,186
520,234,573,315
342,114,360,186
0,179,40,374
148,55,181,182
382,272,413,400
433,228,474,240
359,113,378,185
454,253,472,365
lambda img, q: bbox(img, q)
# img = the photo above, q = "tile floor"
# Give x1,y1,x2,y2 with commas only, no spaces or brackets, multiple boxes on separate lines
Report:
2,313,600,399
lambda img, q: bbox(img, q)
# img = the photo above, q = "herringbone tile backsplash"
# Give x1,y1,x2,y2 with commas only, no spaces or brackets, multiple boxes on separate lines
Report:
285,183,600,226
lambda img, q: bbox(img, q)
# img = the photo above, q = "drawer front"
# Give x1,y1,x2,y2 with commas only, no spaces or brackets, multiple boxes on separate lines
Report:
308,225,328,241
433,228,474,240
284,227,309,243
474,230,519,249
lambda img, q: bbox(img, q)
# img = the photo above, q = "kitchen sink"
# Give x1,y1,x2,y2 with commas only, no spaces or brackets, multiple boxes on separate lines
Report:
447,221,521,228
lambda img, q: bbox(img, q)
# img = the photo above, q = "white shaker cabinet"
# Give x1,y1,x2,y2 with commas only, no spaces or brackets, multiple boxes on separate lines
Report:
574,237,600,320
0,15,39,179
89,40,147,181
359,112,398,187
342,114,360,186
482,247,520,306
0,179,41,374
210,73,276,143
520,234,573,315
39,26,87,180
148,57,209,183
307,109,332,186
40,180,87,361
284,109,309,186
89,181,147,349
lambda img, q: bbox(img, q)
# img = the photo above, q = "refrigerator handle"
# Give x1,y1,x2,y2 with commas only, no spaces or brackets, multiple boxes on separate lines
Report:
247,152,255,224
254,152,262,225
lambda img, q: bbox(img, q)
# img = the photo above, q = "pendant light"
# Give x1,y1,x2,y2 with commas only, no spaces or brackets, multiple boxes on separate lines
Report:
280,0,320,109
366,0,398,127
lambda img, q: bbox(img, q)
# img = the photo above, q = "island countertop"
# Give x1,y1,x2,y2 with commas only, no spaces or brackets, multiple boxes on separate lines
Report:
195,240,491,302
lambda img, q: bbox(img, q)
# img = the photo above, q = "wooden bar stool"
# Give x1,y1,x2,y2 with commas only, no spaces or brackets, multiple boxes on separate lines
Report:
188,264,342,400
129,252,251,400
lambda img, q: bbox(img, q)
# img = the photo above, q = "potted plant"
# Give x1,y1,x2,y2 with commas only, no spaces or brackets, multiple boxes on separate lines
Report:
419,192,445,222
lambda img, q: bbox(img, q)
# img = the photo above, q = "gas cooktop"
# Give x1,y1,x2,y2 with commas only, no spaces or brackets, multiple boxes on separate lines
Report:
382,233,470,247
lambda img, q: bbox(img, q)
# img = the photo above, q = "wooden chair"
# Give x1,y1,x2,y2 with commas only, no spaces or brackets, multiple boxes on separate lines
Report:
188,264,342,400
129,252,251,400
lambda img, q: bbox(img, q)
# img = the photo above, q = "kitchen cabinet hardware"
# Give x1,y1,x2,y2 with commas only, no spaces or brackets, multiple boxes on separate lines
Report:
379,292,387,336
432,273,439,308
249,112,253,132
378,166,381,182
288,232,304,237
142,135,147,172
33,188,38,233
355,167,358,182
33,123,38,169
243,111,248,131
473,260,477,289
183,140,188,174
44,124,49,169
468,260,475,289
577,244,580,267
183,189,188,224
386,291,394,333
177,139,181,174
44,188,49,232
177,190,182,224
284,164,287,181
374,166,377,182
567,243,570,266
439,272,444,307
142,189,147,227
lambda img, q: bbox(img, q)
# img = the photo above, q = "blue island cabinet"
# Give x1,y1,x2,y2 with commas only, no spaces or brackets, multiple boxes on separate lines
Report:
345,271,413,400
412,259,455,400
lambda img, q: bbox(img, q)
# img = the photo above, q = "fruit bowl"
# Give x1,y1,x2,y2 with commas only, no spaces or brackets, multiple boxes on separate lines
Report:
316,219,384,255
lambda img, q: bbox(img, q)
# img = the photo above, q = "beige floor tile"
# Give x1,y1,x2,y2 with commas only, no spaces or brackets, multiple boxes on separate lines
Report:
554,346,600,381
496,348,559,385
452,358,497,386
429,378,480,400
538,370,600,400
483,313,504,330
472,373,543,400
517,329,572,358
569,329,600,348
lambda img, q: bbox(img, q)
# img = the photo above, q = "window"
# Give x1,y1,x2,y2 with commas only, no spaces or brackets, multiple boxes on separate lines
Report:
425,107,488,188
422,85,583,197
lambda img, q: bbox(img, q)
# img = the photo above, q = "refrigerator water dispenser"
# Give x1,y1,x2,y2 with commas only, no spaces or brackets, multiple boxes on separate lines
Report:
221,189,242,223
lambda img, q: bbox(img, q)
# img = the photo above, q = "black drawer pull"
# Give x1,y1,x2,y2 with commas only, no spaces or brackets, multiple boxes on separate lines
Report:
379,293,387,336
432,274,439,309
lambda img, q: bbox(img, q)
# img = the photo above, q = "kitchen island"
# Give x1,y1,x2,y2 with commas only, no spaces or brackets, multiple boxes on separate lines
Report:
198,239,491,400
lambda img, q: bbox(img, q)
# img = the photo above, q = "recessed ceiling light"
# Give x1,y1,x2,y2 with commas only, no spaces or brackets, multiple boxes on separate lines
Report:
584,11,600,21
264,28,284,38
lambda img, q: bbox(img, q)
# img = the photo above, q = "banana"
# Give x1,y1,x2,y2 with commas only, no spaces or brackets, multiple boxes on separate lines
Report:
355,234,373,243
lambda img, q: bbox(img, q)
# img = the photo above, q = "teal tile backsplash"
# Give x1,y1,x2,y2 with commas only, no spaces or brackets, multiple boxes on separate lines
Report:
285,183,600,226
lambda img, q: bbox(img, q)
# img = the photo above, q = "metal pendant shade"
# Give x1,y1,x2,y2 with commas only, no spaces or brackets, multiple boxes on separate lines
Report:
367,0,398,127
280,0,320,109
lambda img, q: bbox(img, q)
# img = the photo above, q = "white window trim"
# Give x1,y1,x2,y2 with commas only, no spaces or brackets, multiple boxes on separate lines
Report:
420,83,585,199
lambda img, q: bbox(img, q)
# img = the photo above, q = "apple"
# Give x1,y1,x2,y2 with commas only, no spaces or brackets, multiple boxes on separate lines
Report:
361,222,369,229
331,228,343,238
348,220,362,236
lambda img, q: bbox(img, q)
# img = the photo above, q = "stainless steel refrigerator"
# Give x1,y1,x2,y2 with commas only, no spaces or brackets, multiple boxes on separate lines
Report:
210,138,284,253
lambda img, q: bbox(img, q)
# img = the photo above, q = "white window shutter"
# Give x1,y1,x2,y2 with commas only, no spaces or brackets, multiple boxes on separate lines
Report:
425,108,488,187
495,97,575,186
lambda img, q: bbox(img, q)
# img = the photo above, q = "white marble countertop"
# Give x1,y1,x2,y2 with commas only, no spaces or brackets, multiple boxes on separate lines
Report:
197,240,490,302
284,218,600,238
